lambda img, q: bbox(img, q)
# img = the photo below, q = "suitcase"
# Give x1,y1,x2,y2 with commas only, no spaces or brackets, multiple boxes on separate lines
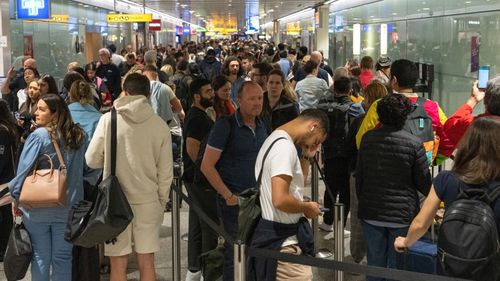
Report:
398,239,437,274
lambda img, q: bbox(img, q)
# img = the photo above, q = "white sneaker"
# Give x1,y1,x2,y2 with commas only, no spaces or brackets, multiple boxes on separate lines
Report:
319,223,333,232
185,270,202,281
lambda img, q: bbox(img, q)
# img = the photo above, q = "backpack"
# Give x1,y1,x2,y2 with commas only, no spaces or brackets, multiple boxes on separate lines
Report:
193,115,236,188
403,97,439,165
437,181,500,280
201,61,219,82
318,98,354,159
173,73,191,113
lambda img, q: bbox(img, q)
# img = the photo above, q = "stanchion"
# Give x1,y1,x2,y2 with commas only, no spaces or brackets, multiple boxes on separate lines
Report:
234,242,246,281
310,156,319,250
334,203,345,281
171,163,182,281
311,155,333,258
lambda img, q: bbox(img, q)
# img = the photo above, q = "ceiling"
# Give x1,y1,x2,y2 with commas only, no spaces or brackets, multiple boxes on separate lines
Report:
131,0,325,32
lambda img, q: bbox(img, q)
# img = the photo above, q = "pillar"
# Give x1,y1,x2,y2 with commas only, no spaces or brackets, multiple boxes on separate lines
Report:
272,20,280,44
0,0,12,78
314,5,330,57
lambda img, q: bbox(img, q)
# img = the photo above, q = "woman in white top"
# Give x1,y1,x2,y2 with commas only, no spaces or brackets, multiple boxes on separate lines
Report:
16,67,40,110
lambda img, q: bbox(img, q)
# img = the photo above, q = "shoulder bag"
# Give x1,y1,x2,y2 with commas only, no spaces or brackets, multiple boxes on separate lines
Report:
238,137,286,244
65,107,134,247
19,139,67,208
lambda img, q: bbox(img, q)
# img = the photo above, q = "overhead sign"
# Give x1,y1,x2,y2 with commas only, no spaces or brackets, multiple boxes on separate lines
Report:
17,0,51,20
149,19,161,31
107,13,152,23
49,14,69,22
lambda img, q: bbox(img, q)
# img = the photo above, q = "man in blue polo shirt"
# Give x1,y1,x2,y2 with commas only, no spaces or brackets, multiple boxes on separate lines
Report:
201,81,268,281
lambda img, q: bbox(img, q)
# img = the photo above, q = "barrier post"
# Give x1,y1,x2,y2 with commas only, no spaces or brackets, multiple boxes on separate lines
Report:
310,155,319,253
234,242,246,281
334,203,345,281
171,164,182,281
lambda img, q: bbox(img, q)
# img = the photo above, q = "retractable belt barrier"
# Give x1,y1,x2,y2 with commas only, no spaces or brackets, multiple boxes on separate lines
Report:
170,176,468,281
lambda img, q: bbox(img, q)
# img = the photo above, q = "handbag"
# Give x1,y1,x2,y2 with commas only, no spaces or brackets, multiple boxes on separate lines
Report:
237,137,285,244
3,219,33,281
19,139,67,208
65,107,134,248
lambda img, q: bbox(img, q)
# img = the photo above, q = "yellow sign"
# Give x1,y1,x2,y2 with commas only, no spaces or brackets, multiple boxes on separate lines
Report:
107,14,152,23
50,14,69,23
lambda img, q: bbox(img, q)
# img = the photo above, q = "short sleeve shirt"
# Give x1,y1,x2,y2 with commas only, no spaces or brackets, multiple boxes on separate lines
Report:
256,130,303,246
207,111,268,193
182,107,213,182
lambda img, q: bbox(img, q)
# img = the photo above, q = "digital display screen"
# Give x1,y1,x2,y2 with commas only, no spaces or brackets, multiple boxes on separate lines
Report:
17,0,50,20
478,66,490,89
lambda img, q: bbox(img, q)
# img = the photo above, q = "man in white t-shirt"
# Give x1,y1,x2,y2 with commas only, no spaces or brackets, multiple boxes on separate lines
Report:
248,109,329,281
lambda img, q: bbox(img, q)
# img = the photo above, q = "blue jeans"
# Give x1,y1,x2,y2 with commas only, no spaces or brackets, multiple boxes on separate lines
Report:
23,218,73,281
216,196,239,281
361,221,408,281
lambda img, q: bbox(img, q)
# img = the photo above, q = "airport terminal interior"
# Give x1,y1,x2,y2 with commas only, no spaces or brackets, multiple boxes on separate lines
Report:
0,0,499,280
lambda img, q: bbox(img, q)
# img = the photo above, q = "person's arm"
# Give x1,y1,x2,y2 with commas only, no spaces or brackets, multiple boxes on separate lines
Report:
1,67,16,95
413,143,432,195
200,146,237,206
271,174,321,219
157,131,173,207
85,115,107,169
186,137,201,162
443,82,484,149
356,100,380,149
394,186,441,252
8,131,44,200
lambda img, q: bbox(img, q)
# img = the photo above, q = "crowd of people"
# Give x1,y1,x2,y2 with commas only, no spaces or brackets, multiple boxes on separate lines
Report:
0,38,499,281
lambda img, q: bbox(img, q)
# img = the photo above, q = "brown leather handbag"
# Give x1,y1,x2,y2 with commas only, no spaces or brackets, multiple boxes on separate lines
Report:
19,139,67,208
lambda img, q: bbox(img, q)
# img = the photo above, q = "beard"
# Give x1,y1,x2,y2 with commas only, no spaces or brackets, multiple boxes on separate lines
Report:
200,96,214,108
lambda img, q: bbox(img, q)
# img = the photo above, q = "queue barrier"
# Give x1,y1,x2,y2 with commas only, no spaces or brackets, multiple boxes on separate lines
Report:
169,180,469,281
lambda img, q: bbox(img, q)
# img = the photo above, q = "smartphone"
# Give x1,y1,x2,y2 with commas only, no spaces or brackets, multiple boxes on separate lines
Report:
320,207,330,213
478,66,490,90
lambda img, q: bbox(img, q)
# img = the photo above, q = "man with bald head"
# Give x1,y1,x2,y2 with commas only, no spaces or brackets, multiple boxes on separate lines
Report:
201,81,268,281
292,50,333,88
1,57,38,111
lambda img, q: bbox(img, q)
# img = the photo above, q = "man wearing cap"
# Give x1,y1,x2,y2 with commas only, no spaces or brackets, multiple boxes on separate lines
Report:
373,56,392,85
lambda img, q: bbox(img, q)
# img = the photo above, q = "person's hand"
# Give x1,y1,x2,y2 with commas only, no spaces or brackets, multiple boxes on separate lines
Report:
225,193,238,206
394,236,407,253
12,201,23,217
303,201,321,219
471,81,486,102
7,66,16,79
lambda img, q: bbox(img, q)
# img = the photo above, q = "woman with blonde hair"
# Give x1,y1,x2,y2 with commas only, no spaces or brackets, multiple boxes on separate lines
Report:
68,80,102,138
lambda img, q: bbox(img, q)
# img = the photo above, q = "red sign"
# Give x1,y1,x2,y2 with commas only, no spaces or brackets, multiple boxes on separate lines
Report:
149,19,161,31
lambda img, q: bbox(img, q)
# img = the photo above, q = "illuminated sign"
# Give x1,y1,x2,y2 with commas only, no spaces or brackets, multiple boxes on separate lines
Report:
50,14,69,22
17,0,50,20
107,13,152,23
149,19,161,31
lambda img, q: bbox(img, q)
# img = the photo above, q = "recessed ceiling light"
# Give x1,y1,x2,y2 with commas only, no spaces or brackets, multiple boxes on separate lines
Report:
189,10,194,13
228,3,232,6
392,12,397,15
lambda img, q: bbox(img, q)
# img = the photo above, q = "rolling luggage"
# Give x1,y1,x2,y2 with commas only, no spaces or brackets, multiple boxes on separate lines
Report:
398,239,437,274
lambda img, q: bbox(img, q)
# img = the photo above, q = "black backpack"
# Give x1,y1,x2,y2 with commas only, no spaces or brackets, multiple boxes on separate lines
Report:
193,115,236,188
173,73,192,113
318,98,353,159
403,97,437,165
437,181,500,280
